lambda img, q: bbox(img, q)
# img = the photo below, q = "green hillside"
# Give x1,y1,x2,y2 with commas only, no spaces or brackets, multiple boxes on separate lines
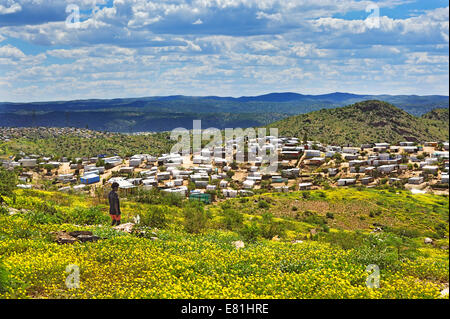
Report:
421,108,449,122
268,100,449,145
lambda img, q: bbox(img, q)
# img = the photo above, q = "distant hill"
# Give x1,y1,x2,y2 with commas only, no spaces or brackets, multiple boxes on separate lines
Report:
0,93,448,132
268,100,449,145
421,108,449,122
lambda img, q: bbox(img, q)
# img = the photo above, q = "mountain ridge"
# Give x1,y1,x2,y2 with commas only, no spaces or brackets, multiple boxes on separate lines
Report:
268,100,449,145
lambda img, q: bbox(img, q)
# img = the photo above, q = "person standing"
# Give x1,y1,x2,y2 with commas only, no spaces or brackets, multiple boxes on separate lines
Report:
108,182,121,226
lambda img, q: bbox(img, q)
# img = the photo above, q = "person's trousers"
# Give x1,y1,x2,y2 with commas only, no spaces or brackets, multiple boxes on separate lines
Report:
110,214,121,221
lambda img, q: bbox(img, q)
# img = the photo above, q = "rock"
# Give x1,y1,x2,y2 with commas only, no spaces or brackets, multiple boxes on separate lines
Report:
292,240,303,244
232,240,245,250
371,227,383,233
441,246,448,250
114,222,135,233
52,231,78,244
69,231,93,237
7,207,20,215
150,237,159,241
310,229,317,236
272,235,280,241
424,237,433,244
77,234,100,242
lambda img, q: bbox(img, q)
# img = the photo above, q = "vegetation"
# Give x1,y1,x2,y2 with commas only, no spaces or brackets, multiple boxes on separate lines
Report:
268,101,449,145
0,186,447,299
0,132,174,158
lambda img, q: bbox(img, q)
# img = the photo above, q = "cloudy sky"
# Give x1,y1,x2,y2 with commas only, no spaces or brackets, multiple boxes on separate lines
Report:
0,0,448,102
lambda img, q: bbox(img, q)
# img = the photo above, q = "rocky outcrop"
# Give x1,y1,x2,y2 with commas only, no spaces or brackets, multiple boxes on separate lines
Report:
52,231,100,244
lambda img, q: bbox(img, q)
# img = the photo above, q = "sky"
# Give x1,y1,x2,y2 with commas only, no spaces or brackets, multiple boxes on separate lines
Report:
0,0,448,102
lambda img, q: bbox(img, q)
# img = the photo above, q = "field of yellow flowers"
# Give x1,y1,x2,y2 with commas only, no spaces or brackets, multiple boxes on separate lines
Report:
0,189,448,299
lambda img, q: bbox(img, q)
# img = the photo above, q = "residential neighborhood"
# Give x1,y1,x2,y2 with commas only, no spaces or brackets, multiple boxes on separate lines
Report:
3,133,448,202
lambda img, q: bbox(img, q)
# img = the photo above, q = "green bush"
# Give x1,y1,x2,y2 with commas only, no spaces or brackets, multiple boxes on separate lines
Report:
258,200,270,209
141,206,170,228
239,222,260,243
0,168,17,199
221,208,244,231
183,201,210,234
0,206,8,216
67,206,109,225
259,212,286,239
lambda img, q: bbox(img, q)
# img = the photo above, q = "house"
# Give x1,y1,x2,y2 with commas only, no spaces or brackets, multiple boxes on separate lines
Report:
337,178,356,186
18,158,37,168
129,157,142,167
222,189,238,198
73,184,87,192
308,157,325,165
281,168,300,178
342,147,360,154
441,174,449,184
243,180,255,189
157,172,171,181
274,186,289,193
402,146,418,153
104,156,122,167
424,142,438,147
119,167,135,174
377,165,397,174
408,176,424,185
189,192,211,204
281,151,301,160
17,184,32,189
271,176,287,183
298,182,312,190
422,165,439,174
400,141,415,146
219,180,229,188
80,173,100,185
328,168,338,176
361,177,374,185
443,142,449,151
304,150,321,158
342,153,359,160
374,143,390,152
195,180,208,188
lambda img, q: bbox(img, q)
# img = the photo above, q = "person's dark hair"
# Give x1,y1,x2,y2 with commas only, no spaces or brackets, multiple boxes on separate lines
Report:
111,182,119,189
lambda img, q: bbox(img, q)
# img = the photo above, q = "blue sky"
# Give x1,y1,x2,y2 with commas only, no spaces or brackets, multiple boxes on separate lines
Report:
0,0,448,102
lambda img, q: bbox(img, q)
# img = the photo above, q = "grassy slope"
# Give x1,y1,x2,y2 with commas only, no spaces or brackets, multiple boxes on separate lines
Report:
0,133,174,158
0,188,448,299
268,100,449,145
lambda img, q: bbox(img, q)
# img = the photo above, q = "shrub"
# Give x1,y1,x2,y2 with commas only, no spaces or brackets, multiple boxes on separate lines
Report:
0,206,8,216
221,209,244,231
239,222,260,243
183,201,209,234
0,168,17,199
258,200,270,209
259,212,287,239
326,212,334,219
141,206,170,228
67,206,109,225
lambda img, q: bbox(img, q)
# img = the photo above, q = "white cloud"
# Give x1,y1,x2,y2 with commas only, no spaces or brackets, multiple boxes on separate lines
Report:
0,3,21,14
0,44,25,58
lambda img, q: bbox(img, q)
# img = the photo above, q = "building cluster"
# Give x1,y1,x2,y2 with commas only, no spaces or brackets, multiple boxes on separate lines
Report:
2,136,449,199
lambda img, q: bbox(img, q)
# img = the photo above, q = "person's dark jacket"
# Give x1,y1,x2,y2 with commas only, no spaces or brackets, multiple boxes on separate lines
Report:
108,190,121,215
